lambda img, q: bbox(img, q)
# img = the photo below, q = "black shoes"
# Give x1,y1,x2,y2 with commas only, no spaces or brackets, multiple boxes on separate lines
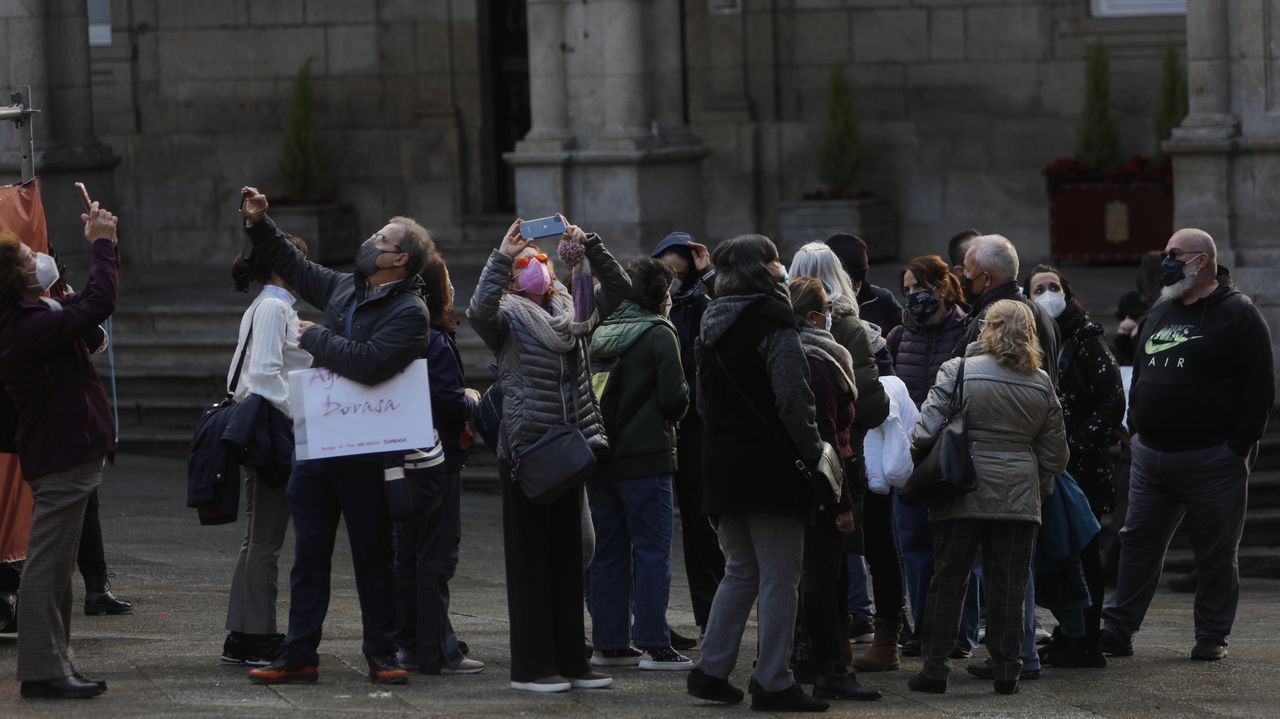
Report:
367,653,409,684
20,674,105,699
670,628,698,651
966,661,1039,680
1041,636,1107,668
1191,638,1227,661
994,678,1019,695
907,672,947,694
247,652,319,684
221,632,285,666
687,667,744,704
84,581,132,616
749,683,829,712
1099,628,1134,657
813,669,882,701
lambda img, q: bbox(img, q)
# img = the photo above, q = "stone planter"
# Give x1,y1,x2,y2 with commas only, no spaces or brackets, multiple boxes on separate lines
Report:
269,203,359,266
775,197,899,263
1048,183,1172,263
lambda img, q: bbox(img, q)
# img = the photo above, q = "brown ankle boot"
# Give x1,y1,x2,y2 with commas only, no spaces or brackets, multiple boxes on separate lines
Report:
852,619,901,672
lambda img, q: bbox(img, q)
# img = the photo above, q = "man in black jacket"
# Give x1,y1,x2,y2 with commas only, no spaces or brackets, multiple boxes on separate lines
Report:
239,187,433,686
1102,229,1274,662
825,233,903,336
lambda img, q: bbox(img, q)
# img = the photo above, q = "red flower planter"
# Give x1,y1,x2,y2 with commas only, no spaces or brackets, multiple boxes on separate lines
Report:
1048,183,1173,263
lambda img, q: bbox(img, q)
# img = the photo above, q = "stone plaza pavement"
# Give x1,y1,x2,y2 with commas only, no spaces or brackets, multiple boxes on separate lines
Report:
1,452,1278,718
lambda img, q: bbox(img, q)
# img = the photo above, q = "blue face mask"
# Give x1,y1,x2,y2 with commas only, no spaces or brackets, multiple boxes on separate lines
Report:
1160,254,1201,287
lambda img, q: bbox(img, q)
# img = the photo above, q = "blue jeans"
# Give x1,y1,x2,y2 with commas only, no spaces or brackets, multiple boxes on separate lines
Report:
586,475,674,649
895,495,980,649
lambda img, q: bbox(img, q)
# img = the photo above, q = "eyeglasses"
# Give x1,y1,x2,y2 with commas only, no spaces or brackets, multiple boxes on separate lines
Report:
1160,249,1204,262
365,234,403,253
514,253,549,269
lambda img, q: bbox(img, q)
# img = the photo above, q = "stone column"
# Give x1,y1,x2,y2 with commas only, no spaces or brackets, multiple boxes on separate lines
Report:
1177,0,1237,139
520,0,573,149
598,0,647,145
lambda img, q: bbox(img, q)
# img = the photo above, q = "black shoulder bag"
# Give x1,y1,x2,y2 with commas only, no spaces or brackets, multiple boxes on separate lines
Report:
899,358,977,508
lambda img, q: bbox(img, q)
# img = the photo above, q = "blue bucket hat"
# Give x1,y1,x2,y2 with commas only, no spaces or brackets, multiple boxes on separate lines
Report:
651,231,696,258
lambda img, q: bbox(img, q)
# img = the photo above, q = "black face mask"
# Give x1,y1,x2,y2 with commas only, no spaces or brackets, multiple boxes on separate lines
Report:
957,273,974,297
906,289,940,323
355,240,400,277
1160,256,1195,287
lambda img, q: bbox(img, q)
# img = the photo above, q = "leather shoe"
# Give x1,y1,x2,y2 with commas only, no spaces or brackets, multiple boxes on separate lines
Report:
367,653,409,684
966,661,1039,680
84,587,133,616
1191,639,1227,661
74,672,107,691
20,675,105,699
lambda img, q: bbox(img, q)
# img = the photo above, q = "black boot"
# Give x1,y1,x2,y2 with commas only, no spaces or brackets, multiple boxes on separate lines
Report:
750,683,829,712
84,575,132,616
813,667,882,701
1043,636,1106,668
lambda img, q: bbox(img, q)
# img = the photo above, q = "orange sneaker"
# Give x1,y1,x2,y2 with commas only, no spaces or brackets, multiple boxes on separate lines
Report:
367,653,409,685
248,654,318,684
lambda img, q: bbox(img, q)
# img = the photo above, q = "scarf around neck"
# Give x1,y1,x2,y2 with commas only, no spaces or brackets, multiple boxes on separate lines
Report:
500,291,591,354
799,325,858,399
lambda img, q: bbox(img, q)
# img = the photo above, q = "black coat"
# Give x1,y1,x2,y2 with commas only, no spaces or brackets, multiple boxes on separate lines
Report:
857,282,903,336
669,268,714,435
1054,308,1125,513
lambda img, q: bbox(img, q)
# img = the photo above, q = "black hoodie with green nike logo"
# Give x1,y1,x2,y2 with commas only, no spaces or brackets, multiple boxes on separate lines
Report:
1129,267,1274,455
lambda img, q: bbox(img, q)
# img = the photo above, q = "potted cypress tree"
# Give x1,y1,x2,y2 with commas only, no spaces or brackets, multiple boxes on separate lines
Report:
776,67,898,262
1045,43,1176,262
268,59,357,265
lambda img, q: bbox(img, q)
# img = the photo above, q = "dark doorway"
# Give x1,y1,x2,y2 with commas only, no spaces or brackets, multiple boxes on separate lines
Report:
481,0,531,213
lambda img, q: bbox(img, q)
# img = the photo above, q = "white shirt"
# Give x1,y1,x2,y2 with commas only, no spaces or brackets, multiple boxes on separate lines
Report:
228,285,313,417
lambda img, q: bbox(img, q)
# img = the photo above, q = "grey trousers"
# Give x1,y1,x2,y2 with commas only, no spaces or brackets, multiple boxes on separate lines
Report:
697,513,805,693
226,471,291,634
1104,437,1250,644
16,459,103,681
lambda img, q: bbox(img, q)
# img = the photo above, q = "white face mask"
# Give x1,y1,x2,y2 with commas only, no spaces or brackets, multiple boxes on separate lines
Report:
26,252,60,291
1034,290,1067,319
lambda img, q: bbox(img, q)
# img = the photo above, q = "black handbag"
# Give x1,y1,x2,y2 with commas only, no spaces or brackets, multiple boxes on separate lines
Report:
512,340,598,504
899,358,977,509
713,350,843,507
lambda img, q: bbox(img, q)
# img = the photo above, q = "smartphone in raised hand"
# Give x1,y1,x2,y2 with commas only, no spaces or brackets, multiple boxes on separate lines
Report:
75,182,93,212
518,215,568,241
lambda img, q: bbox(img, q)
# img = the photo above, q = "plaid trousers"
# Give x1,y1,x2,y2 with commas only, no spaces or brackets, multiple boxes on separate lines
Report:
921,518,1037,681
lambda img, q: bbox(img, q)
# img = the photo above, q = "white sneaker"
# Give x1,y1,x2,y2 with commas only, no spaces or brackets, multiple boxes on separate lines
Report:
639,646,694,671
442,658,485,674
511,676,571,693
568,671,614,688
591,646,642,666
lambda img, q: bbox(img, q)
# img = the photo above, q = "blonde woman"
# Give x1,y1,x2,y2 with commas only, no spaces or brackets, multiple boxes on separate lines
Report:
907,300,1068,696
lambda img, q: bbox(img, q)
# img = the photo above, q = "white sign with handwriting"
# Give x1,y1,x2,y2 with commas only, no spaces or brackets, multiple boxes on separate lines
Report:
289,359,433,461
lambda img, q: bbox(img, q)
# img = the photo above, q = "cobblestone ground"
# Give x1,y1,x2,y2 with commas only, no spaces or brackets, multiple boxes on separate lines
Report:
1,452,1277,718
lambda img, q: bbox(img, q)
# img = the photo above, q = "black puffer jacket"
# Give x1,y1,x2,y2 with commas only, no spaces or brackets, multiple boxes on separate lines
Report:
1054,307,1125,513
887,305,967,408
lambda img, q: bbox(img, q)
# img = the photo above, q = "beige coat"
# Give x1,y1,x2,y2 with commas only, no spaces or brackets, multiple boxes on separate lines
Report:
911,343,1069,524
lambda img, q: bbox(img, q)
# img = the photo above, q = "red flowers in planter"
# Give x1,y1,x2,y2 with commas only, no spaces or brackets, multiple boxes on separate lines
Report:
1042,155,1172,193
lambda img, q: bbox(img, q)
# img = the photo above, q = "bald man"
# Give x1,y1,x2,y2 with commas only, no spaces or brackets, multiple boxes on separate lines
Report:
1102,229,1274,662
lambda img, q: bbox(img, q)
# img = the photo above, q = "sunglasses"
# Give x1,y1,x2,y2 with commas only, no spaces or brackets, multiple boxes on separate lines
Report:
514,253,549,269
1160,249,1203,262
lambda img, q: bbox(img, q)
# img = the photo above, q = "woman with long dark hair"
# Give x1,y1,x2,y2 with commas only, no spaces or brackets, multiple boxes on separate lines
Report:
1024,264,1125,668
392,252,485,675
220,233,313,668
468,215,630,693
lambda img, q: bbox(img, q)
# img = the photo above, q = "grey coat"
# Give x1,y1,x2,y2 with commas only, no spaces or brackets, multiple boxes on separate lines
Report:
911,343,1069,524
467,235,631,461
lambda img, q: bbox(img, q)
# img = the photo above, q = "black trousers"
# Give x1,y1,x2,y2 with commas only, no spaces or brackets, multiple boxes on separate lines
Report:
1082,510,1105,642
283,455,398,665
500,460,590,682
673,428,724,629
860,489,905,623
393,469,465,672
922,519,1036,681
801,515,846,669
77,489,107,586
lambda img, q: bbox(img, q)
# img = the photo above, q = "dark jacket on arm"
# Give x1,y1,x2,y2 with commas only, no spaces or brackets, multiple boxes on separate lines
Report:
246,216,429,386
0,238,119,480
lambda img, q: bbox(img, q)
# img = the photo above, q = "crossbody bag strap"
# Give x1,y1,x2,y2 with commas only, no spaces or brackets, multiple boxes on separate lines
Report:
712,348,807,473
227,304,261,398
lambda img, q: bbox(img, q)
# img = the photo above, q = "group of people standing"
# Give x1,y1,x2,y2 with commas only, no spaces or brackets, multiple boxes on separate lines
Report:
0,190,1270,707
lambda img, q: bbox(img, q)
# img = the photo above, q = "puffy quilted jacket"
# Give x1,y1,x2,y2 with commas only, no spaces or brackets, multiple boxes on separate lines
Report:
887,305,968,408
467,236,631,461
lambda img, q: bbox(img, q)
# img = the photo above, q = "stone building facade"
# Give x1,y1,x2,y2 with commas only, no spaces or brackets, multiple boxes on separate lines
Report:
0,0,1205,268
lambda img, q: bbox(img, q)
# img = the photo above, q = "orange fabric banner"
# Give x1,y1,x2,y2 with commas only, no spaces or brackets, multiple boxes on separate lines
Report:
0,179,47,562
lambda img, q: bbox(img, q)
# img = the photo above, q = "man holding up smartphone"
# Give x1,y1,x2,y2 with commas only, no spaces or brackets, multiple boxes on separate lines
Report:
238,186,434,687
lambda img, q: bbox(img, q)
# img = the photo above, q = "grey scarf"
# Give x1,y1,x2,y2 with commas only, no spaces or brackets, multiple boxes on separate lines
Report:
500,291,590,354
799,325,858,399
